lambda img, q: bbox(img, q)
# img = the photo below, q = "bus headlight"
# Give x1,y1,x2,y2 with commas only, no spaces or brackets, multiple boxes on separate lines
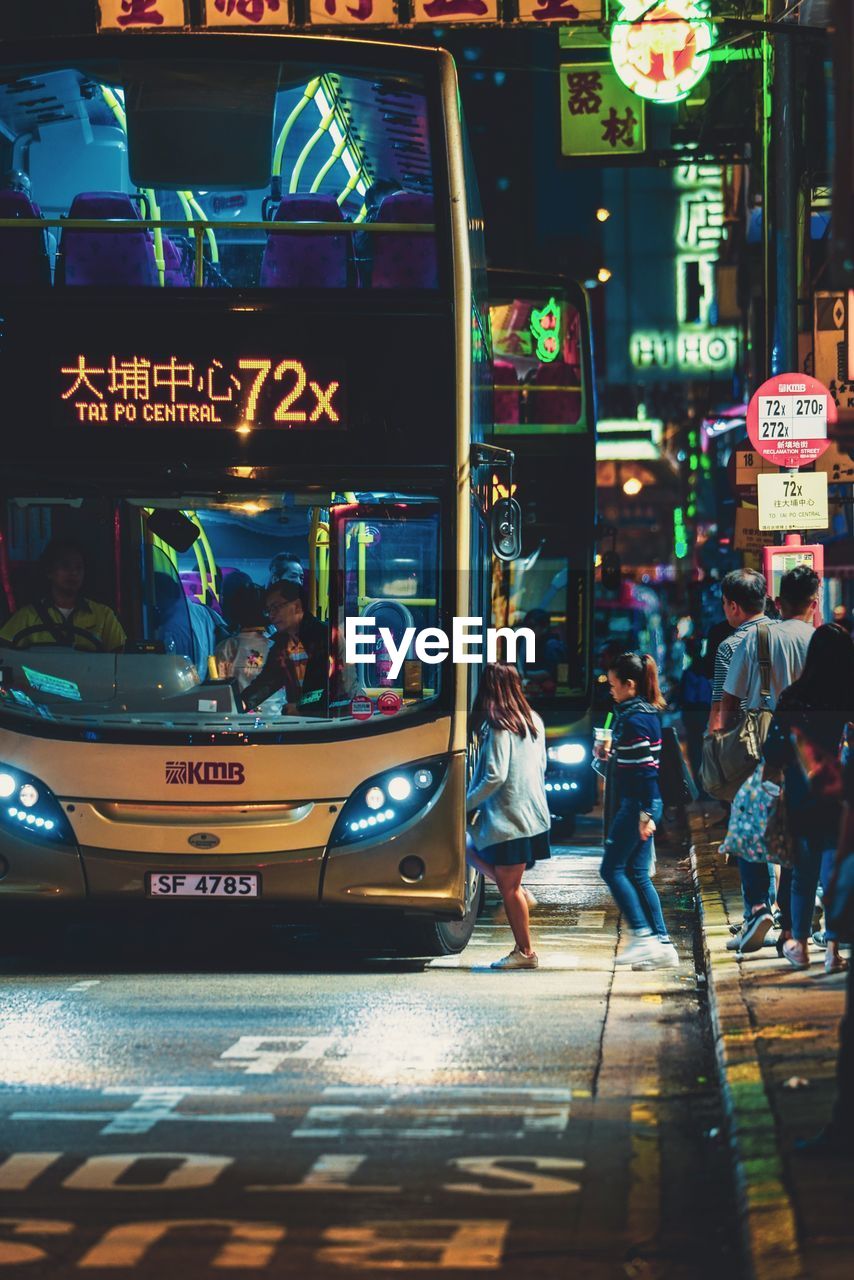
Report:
547,742,587,766
0,761,75,844
330,757,448,848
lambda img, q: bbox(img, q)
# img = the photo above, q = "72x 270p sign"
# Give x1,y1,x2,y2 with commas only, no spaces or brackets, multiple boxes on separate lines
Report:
98,0,603,29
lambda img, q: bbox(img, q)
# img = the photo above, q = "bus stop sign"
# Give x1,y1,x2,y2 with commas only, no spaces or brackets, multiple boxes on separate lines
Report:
746,373,834,470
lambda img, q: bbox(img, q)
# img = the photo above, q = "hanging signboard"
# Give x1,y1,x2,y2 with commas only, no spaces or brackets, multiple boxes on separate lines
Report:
99,0,187,28
746,373,834,470
205,1,292,25
560,63,646,157
733,506,765,555
610,1,715,105
757,472,829,533
99,0,603,28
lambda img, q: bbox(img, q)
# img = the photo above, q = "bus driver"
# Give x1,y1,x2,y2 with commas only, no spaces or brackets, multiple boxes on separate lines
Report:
0,537,126,653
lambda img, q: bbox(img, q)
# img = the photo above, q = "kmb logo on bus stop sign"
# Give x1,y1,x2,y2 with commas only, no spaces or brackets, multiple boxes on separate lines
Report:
746,373,834,470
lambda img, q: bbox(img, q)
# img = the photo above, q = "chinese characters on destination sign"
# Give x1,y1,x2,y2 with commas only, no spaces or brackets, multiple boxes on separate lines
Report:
746,373,832,469
757,472,829,533
59,354,343,429
98,0,603,28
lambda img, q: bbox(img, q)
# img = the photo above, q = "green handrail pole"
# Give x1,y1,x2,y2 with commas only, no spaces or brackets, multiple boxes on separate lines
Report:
273,77,321,181
309,135,347,195
290,110,335,195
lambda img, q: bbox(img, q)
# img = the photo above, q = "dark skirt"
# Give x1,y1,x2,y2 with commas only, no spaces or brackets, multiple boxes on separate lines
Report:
477,829,551,869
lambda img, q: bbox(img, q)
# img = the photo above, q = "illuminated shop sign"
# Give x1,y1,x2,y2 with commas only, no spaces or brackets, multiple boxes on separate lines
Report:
98,0,604,30
630,163,735,376
610,1,714,105
58,353,343,429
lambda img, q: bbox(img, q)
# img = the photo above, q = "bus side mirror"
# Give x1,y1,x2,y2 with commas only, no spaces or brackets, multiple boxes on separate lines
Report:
147,508,200,554
601,549,622,592
491,498,522,562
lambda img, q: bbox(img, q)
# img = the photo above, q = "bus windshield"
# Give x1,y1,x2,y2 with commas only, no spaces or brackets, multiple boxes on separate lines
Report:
0,51,440,290
0,490,444,738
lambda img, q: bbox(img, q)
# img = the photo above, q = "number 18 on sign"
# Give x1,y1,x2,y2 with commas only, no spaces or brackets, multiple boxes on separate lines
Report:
747,372,834,470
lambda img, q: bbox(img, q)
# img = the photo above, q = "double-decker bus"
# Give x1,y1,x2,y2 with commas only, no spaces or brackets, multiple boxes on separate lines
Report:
488,271,597,832
0,31,496,954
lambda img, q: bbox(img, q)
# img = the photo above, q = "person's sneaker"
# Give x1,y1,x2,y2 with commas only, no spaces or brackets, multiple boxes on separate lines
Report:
726,921,750,950
812,930,829,950
616,935,657,966
634,940,680,970
523,888,539,911
490,947,538,970
736,910,774,953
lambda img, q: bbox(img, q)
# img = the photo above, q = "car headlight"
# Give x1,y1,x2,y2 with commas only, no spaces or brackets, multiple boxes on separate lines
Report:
330,757,448,848
547,742,587,766
0,762,75,843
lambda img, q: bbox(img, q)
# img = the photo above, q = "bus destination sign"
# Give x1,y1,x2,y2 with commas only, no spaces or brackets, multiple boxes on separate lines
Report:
58,352,344,430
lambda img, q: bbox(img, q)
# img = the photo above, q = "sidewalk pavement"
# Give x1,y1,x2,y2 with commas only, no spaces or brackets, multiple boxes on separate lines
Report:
690,806,853,1280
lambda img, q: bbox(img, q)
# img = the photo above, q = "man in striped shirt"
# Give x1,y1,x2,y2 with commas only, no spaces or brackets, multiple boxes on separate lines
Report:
708,569,768,732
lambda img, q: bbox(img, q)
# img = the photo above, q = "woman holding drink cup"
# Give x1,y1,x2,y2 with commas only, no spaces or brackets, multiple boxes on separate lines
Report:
595,652,679,970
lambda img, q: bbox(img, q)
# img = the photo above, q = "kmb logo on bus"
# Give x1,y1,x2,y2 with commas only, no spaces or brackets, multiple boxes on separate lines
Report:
165,761,246,785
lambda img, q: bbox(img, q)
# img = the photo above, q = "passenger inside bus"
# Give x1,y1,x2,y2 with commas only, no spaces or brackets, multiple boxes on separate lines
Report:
214,580,284,716
242,581,328,716
153,571,226,675
0,537,126,653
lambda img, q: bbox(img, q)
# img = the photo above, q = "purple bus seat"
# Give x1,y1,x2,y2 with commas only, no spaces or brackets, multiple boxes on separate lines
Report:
260,195,349,288
0,189,50,286
493,360,520,427
60,192,158,287
163,236,193,288
370,192,437,289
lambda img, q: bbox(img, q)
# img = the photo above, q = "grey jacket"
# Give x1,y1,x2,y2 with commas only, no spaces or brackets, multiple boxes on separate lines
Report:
466,714,551,850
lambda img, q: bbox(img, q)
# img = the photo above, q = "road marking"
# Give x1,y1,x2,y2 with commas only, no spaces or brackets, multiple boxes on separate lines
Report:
316,1220,509,1270
78,1219,285,1269
577,911,606,928
66,981,101,992
249,1154,400,1195
219,1035,337,1074
12,1087,274,1135
446,1156,585,1196
293,1087,571,1140
0,1153,63,1191
63,1153,233,1192
0,1218,73,1266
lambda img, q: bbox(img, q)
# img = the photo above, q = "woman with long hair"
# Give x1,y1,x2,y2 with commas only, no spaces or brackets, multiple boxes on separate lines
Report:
763,623,854,974
466,663,551,969
597,652,679,970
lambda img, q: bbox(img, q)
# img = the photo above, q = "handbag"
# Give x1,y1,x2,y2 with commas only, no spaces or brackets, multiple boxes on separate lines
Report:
719,766,774,863
700,622,774,802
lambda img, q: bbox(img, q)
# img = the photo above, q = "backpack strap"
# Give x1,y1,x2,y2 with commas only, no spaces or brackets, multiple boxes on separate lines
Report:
756,621,772,709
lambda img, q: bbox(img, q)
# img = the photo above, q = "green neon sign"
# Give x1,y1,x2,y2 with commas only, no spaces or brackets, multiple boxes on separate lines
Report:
530,297,562,363
610,1,714,106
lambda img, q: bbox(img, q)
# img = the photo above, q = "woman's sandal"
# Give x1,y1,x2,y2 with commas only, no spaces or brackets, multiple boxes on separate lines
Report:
824,953,849,976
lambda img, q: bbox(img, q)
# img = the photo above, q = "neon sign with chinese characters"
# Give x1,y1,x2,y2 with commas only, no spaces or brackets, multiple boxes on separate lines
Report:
58,354,344,429
610,1,714,105
530,297,562,363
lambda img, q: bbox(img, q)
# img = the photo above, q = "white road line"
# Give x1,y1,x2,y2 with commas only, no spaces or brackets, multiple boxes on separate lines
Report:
66,981,101,992
12,1087,274,1135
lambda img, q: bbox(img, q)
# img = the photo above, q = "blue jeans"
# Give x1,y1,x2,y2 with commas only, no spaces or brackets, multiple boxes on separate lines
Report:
739,858,774,915
790,841,837,942
601,797,668,939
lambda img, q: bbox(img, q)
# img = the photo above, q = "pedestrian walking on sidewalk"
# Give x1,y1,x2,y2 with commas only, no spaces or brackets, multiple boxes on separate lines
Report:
466,663,551,970
596,652,679,970
763,624,854,974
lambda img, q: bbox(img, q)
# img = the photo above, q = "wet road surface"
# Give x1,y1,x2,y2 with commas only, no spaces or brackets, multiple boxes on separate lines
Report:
0,820,740,1277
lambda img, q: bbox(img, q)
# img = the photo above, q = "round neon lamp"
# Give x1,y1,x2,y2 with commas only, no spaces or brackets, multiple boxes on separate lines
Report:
610,1,714,105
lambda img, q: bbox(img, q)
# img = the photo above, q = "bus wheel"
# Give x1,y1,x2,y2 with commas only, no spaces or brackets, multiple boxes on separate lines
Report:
394,868,483,957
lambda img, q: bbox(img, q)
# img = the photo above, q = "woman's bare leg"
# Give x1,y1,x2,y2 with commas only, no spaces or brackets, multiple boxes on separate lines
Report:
493,864,533,955
467,846,497,886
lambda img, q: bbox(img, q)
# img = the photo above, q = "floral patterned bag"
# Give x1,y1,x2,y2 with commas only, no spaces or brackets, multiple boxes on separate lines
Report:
719,767,774,864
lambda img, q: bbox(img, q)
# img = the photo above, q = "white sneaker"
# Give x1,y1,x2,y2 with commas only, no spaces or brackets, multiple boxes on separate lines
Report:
615,935,656,966
491,947,539,970
634,941,680,970
523,888,539,910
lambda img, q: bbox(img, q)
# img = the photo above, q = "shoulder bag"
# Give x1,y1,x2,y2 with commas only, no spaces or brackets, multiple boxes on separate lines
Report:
701,622,774,803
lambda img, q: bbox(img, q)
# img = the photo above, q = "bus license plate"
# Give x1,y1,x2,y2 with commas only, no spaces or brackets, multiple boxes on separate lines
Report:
148,873,260,898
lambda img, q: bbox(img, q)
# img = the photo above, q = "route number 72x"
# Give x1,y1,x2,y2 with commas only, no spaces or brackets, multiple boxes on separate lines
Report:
238,358,340,424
